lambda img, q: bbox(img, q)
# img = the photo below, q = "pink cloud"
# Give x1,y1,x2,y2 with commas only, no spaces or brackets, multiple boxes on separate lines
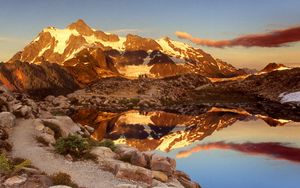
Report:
175,25,300,48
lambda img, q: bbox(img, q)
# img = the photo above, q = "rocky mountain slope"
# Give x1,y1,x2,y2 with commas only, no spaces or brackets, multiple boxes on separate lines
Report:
0,61,79,96
8,19,239,83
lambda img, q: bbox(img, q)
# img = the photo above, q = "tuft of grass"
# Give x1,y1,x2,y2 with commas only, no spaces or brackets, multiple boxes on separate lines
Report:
51,172,78,188
0,154,31,175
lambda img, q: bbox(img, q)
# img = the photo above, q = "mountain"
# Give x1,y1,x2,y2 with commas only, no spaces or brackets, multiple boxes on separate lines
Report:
8,19,239,83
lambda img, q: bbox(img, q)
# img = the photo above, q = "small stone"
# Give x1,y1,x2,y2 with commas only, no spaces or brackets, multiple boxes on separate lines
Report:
117,184,141,188
3,175,27,187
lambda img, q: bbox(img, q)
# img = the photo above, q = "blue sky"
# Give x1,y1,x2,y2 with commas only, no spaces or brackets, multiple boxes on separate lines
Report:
1,0,300,68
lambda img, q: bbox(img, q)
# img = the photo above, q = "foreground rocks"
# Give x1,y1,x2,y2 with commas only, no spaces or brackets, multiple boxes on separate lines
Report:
93,145,200,187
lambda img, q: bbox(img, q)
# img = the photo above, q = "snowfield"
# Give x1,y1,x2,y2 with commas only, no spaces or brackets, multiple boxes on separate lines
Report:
280,91,300,103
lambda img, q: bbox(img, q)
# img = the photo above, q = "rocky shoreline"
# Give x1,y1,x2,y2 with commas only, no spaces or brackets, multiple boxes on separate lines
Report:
0,86,200,188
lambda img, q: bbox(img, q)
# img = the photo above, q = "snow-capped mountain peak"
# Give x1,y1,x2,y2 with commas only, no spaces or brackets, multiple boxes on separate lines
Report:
8,19,240,80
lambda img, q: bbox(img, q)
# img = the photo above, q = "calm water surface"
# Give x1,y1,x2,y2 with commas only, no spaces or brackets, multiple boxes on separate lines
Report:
73,108,300,188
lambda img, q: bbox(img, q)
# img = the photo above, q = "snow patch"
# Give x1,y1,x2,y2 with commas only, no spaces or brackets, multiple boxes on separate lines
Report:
280,91,300,103
118,65,154,78
44,28,80,54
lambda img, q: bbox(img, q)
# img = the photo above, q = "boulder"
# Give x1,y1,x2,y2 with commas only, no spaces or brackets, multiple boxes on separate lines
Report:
90,146,117,160
114,162,153,185
115,145,138,160
150,154,176,174
45,95,55,102
20,105,32,117
52,96,70,109
41,116,81,137
0,112,16,128
49,186,72,188
3,175,27,187
130,150,147,168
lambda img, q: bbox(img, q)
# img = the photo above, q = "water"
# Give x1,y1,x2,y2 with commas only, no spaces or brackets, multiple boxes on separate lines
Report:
73,108,300,188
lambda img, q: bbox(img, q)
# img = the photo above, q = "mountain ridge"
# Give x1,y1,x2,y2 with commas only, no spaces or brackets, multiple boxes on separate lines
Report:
8,19,240,80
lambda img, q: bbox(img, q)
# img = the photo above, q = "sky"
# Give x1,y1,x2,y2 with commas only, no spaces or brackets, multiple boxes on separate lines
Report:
0,0,300,69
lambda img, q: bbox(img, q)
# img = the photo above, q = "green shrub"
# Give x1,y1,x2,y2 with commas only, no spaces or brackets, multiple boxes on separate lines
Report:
54,135,89,158
51,172,78,188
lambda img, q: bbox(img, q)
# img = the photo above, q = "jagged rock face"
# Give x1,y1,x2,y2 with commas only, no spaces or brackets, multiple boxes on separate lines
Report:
0,61,79,96
8,19,238,80
124,34,162,51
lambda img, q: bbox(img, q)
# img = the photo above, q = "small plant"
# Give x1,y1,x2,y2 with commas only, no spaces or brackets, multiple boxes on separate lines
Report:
54,135,89,158
0,154,12,174
0,154,31,175
51,172,79,188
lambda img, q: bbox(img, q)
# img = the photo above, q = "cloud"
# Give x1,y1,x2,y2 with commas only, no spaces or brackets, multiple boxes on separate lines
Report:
107,28,145,35
177,142,300,163
175,25,300,48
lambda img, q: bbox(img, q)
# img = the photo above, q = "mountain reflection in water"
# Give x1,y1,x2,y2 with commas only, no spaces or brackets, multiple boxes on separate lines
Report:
72,107,292,152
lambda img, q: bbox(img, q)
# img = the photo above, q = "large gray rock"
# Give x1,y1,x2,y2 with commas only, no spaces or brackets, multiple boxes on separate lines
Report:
41,116,81,137
0,112,16,128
